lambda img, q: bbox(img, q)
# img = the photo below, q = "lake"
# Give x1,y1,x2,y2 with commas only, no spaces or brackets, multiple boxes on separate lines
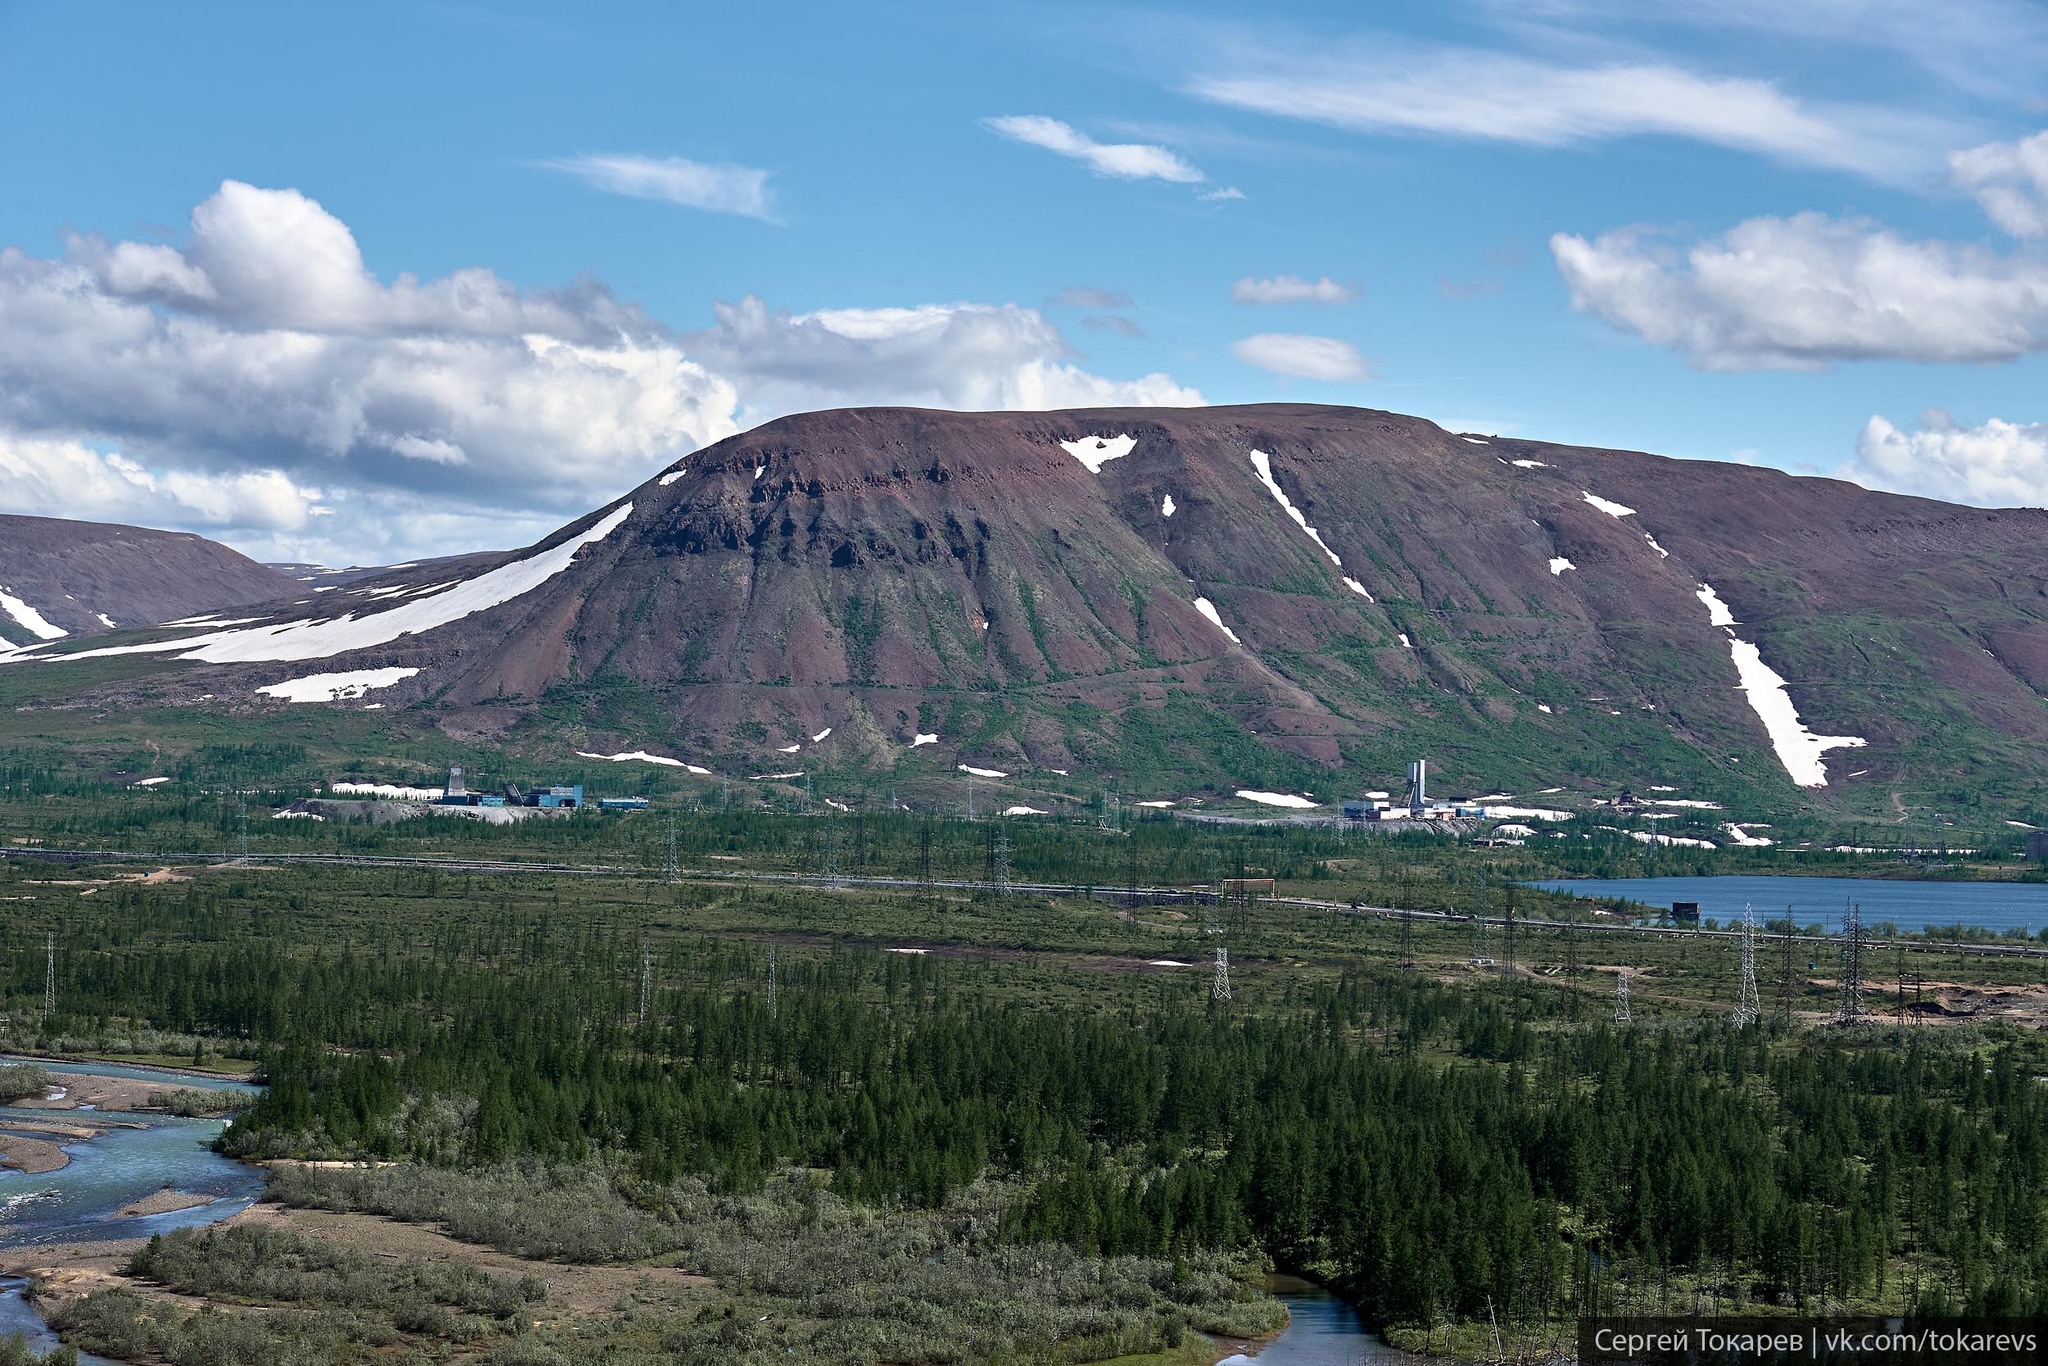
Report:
1525,874,2048,935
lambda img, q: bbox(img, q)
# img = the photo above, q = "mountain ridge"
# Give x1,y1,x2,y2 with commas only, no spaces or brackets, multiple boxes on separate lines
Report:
6,404,2046,814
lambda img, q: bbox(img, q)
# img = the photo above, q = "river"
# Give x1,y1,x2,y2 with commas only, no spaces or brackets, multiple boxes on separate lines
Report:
1525,874,2048,936
0,1058,265,1360
1218,1282,1419,1365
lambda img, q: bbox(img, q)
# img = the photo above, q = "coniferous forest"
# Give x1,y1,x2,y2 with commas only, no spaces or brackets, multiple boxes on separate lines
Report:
3,824,2047,1362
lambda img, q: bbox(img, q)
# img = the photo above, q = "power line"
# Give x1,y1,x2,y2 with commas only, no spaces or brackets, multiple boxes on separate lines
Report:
1779,908,1797,1027
638,928,652,1025
822,809,840,890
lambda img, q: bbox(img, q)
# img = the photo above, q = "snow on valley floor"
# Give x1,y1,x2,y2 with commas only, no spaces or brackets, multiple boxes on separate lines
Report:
1058,434,1135,474
331,782,443,801
1235,790,1318,809
1694,582,1865,787
257,667,419,703
6,504,634,668
1247,450,1372,599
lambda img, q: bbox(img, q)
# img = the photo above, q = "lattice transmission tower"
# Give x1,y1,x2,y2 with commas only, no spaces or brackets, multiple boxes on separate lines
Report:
993,825,1012,896
43,931,55,1028
1613,969,1632,1025
1732,902,1761,1026
1211,945,1231,1003
1838,900,1865,1023
663,813,679,884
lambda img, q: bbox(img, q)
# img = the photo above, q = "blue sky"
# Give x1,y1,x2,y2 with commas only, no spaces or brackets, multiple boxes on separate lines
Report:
2,0,2046,562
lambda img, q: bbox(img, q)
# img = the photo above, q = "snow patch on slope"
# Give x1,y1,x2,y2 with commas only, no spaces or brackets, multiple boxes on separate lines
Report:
1582,491,1637,518
1059,434,1136,473
577,750,688,767
910,733,938,748
1511,459,1547,469
257,667,419,702
0,588,65,641
1696,580,1866,787
1161,493,1176,518
16,505,634,668
1549,557,1574,576
959,764,1008,779
1248,450,1342,566
1193,597,1241,645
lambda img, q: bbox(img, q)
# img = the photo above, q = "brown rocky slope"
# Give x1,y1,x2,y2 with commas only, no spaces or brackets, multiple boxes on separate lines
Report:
13,405,2048,810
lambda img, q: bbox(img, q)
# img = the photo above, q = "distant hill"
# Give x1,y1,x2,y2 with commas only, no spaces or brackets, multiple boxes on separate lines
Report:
8,404,2048,815
0,514,297,647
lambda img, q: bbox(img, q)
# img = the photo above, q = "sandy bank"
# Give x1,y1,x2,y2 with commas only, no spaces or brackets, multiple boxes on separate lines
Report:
114,1189,215,1219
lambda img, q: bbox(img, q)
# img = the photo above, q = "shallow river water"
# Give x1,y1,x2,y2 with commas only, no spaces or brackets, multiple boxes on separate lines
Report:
0,1059,265,1359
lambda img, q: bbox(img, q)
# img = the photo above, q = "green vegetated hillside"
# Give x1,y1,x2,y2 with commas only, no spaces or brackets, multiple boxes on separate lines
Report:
10,405,2048,821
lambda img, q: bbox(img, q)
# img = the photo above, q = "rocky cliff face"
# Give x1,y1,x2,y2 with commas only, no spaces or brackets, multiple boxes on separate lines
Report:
12,405,2048,809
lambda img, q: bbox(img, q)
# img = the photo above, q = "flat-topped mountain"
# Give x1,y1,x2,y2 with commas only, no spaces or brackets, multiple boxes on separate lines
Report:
9,405,2047,811
0,514,297,648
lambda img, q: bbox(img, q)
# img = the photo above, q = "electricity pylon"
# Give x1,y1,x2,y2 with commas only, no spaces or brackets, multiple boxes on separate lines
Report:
1211,945,1231,1003
1614,969,1632,1024
1733,903,1761,1026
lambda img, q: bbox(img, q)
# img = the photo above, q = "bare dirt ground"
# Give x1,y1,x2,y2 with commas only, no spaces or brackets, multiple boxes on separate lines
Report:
226,1204,713,1323
0,1201,715,1326
10,1071,183,1113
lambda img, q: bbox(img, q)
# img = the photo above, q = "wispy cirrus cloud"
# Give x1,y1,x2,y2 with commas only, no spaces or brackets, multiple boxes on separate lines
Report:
1186,43,1951,183
1230,333,1374,382
544,153,777,220
985,115,1206,183
1230,274,1359,305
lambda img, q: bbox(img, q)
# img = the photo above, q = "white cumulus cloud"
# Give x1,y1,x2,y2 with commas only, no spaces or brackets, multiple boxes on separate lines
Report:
0,181,1201,561
543,154,776,221
1230,333,1374,382
985,116,1206,183
1949,130,2048,238
689,295,1202,416
1230,274,1359,305
1551,213,2048,369
1844,411,2048,507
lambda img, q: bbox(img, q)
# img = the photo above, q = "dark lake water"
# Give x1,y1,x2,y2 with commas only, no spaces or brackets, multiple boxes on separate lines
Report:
1526,874,2048,935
